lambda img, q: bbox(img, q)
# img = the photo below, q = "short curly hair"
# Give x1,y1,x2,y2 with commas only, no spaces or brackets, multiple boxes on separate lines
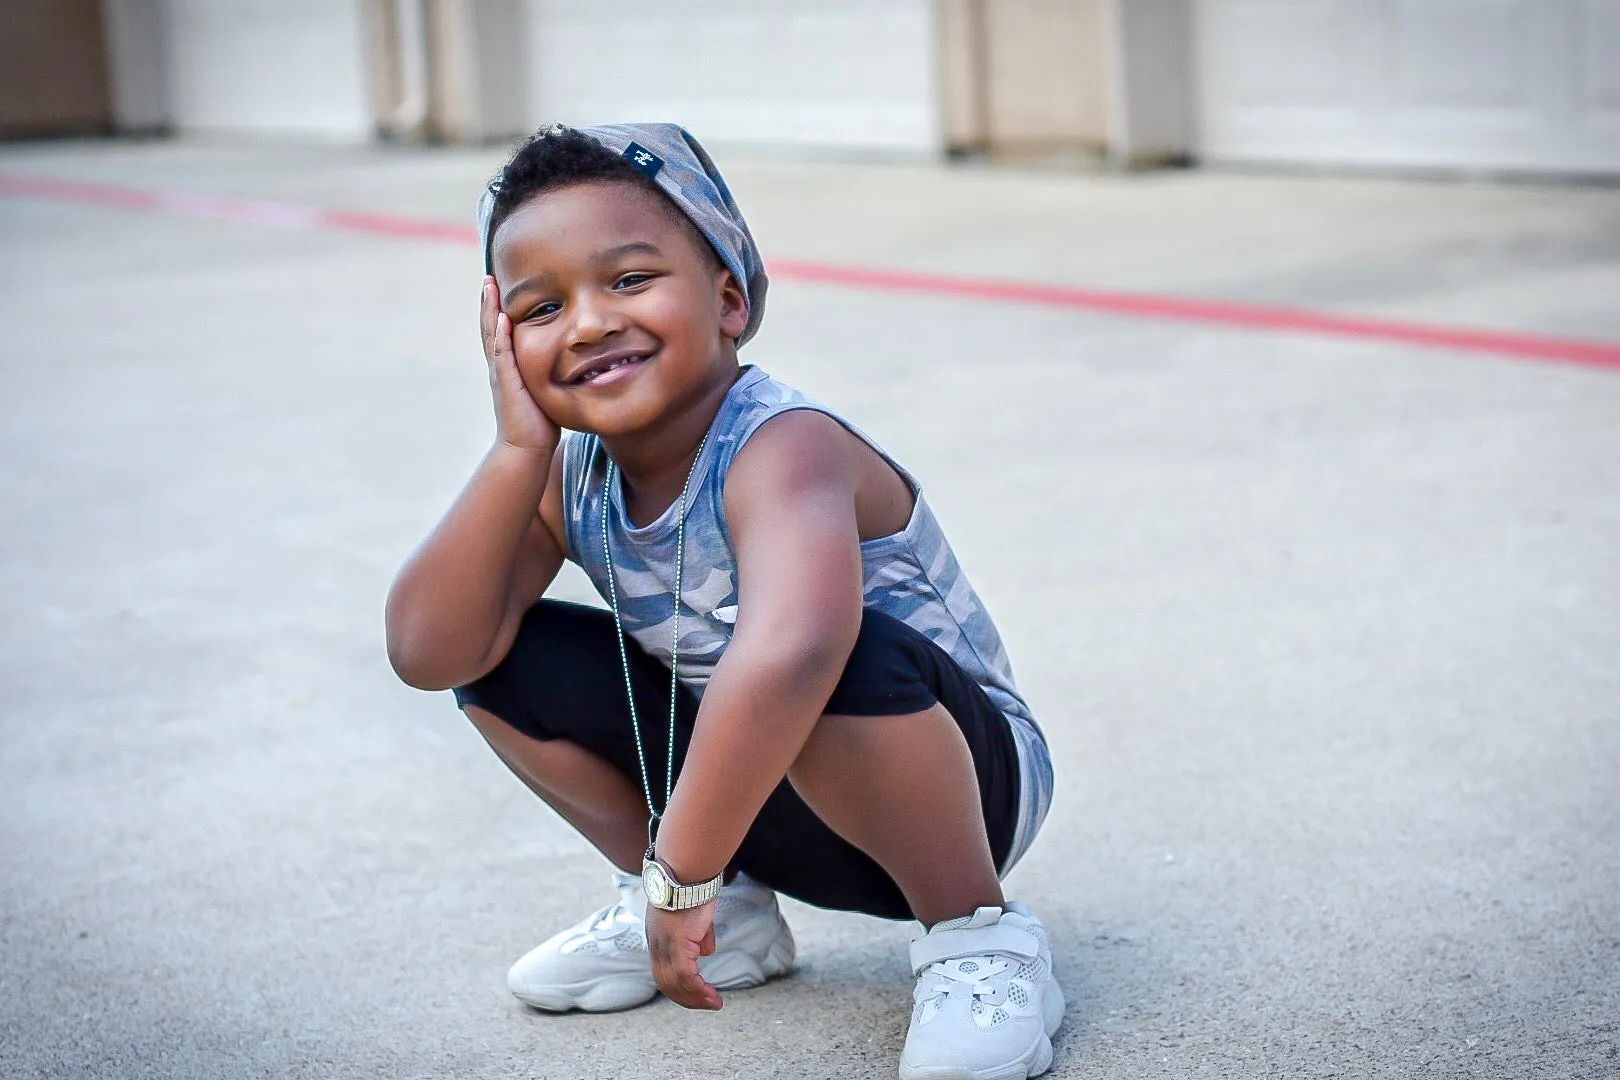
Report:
482,124,717,273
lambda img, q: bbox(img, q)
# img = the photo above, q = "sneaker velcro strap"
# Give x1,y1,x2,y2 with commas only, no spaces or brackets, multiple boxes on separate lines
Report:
909,924,1039,974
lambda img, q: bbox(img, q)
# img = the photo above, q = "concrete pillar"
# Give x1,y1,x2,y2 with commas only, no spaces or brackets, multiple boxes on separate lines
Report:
936,0,1191,167
363,0,529,143
364,0,431,140
102,0,172,132
425,0,529,142
1109,0,1191,167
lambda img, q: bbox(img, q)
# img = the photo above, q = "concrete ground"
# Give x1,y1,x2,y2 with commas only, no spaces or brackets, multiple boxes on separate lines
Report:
1,137,1617,1080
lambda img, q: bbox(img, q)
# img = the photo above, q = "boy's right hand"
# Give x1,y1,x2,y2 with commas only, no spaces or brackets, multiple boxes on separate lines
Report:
481,276,559,455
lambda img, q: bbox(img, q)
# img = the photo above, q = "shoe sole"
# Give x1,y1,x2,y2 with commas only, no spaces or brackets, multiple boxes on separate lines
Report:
703,929,797,989
897,976,1066,1080
512,925,796,1013
511,972,658,1013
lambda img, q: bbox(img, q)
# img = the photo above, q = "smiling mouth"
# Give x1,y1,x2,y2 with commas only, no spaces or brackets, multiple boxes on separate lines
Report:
571,352,653,385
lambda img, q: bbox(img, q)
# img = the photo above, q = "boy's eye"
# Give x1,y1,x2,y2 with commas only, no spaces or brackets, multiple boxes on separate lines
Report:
613,272,653,290
524,302,561,321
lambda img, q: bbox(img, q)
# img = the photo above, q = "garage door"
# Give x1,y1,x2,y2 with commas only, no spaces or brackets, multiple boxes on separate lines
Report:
165,0,370,138
1193,0,1620,175
523,0,941,155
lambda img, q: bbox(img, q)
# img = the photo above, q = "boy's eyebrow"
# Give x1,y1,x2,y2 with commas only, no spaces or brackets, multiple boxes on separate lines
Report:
501,242,668,307
502,274,553,308
601,241,665,260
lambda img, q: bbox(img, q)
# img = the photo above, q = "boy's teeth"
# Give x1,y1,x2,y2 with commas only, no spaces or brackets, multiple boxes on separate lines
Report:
587,357,637,381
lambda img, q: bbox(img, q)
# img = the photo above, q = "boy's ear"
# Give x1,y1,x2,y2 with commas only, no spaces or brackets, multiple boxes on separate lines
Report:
716,269,749,342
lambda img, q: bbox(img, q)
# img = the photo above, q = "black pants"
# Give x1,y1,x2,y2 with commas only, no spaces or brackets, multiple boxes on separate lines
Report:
454,599,1020,920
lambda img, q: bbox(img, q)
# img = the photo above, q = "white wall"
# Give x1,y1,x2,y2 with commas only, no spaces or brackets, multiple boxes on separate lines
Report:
523,0,941,155
164,0,371,138
1192,0,1620,175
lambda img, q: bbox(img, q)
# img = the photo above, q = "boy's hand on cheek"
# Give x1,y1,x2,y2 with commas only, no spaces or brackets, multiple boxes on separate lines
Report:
480,276,558,456
646,899,722,1011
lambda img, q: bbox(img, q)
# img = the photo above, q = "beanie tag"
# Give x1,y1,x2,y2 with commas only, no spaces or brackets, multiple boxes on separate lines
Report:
622,142,664,178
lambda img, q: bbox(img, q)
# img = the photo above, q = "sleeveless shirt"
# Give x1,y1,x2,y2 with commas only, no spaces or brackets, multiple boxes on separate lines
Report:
559,368,1049,821
557,362,1036,718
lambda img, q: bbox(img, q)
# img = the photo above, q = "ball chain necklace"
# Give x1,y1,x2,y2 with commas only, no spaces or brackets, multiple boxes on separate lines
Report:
600,433,709,858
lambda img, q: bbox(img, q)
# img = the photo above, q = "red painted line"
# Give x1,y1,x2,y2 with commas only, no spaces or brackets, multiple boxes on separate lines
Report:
4,171,1618,370
0,172,479,245
318,207,478,245
767,259,1620,369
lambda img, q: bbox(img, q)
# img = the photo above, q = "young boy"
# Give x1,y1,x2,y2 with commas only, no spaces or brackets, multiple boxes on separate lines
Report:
386,123,1059,1079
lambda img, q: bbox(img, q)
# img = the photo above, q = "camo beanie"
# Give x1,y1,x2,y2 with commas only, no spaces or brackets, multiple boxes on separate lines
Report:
477,122,768,346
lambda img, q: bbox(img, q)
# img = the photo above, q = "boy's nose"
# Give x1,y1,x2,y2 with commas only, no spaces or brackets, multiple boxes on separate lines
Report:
566,292,626,347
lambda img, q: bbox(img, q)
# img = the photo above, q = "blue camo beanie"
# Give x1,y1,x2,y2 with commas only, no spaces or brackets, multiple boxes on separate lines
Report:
478,123,769,346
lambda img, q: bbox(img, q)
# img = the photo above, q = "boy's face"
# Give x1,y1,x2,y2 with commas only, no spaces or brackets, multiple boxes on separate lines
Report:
491,180,749,439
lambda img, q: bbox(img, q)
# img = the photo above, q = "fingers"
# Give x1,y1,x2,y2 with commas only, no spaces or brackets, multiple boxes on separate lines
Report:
653,949,723,1011
494,311,514,365
483,292,524,397
482,277,514,363
481,276,519,375
647,908,724,1011
479,276,496,356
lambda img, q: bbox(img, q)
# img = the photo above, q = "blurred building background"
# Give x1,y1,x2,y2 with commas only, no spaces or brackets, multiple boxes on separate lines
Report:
3,0,1618,175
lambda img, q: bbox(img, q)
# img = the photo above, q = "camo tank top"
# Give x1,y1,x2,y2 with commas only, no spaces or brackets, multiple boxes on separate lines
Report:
560,366,1052,864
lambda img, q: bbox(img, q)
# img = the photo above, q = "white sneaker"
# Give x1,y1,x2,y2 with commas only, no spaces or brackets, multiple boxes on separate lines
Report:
898,903,1065,1080
506,870,796,1012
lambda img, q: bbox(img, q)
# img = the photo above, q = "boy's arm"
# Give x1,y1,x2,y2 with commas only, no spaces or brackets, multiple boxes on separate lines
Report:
385,442,567,691
385,281,568,691
656,409,865,884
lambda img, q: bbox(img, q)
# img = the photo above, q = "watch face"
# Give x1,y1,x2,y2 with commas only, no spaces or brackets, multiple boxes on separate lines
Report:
642,861,671,908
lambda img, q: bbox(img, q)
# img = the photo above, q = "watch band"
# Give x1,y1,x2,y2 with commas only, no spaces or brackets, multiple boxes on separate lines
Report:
667,873,722,910
643,856,724,911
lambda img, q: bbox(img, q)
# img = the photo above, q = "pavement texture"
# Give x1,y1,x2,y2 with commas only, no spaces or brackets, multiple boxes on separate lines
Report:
1,138,1618,1080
